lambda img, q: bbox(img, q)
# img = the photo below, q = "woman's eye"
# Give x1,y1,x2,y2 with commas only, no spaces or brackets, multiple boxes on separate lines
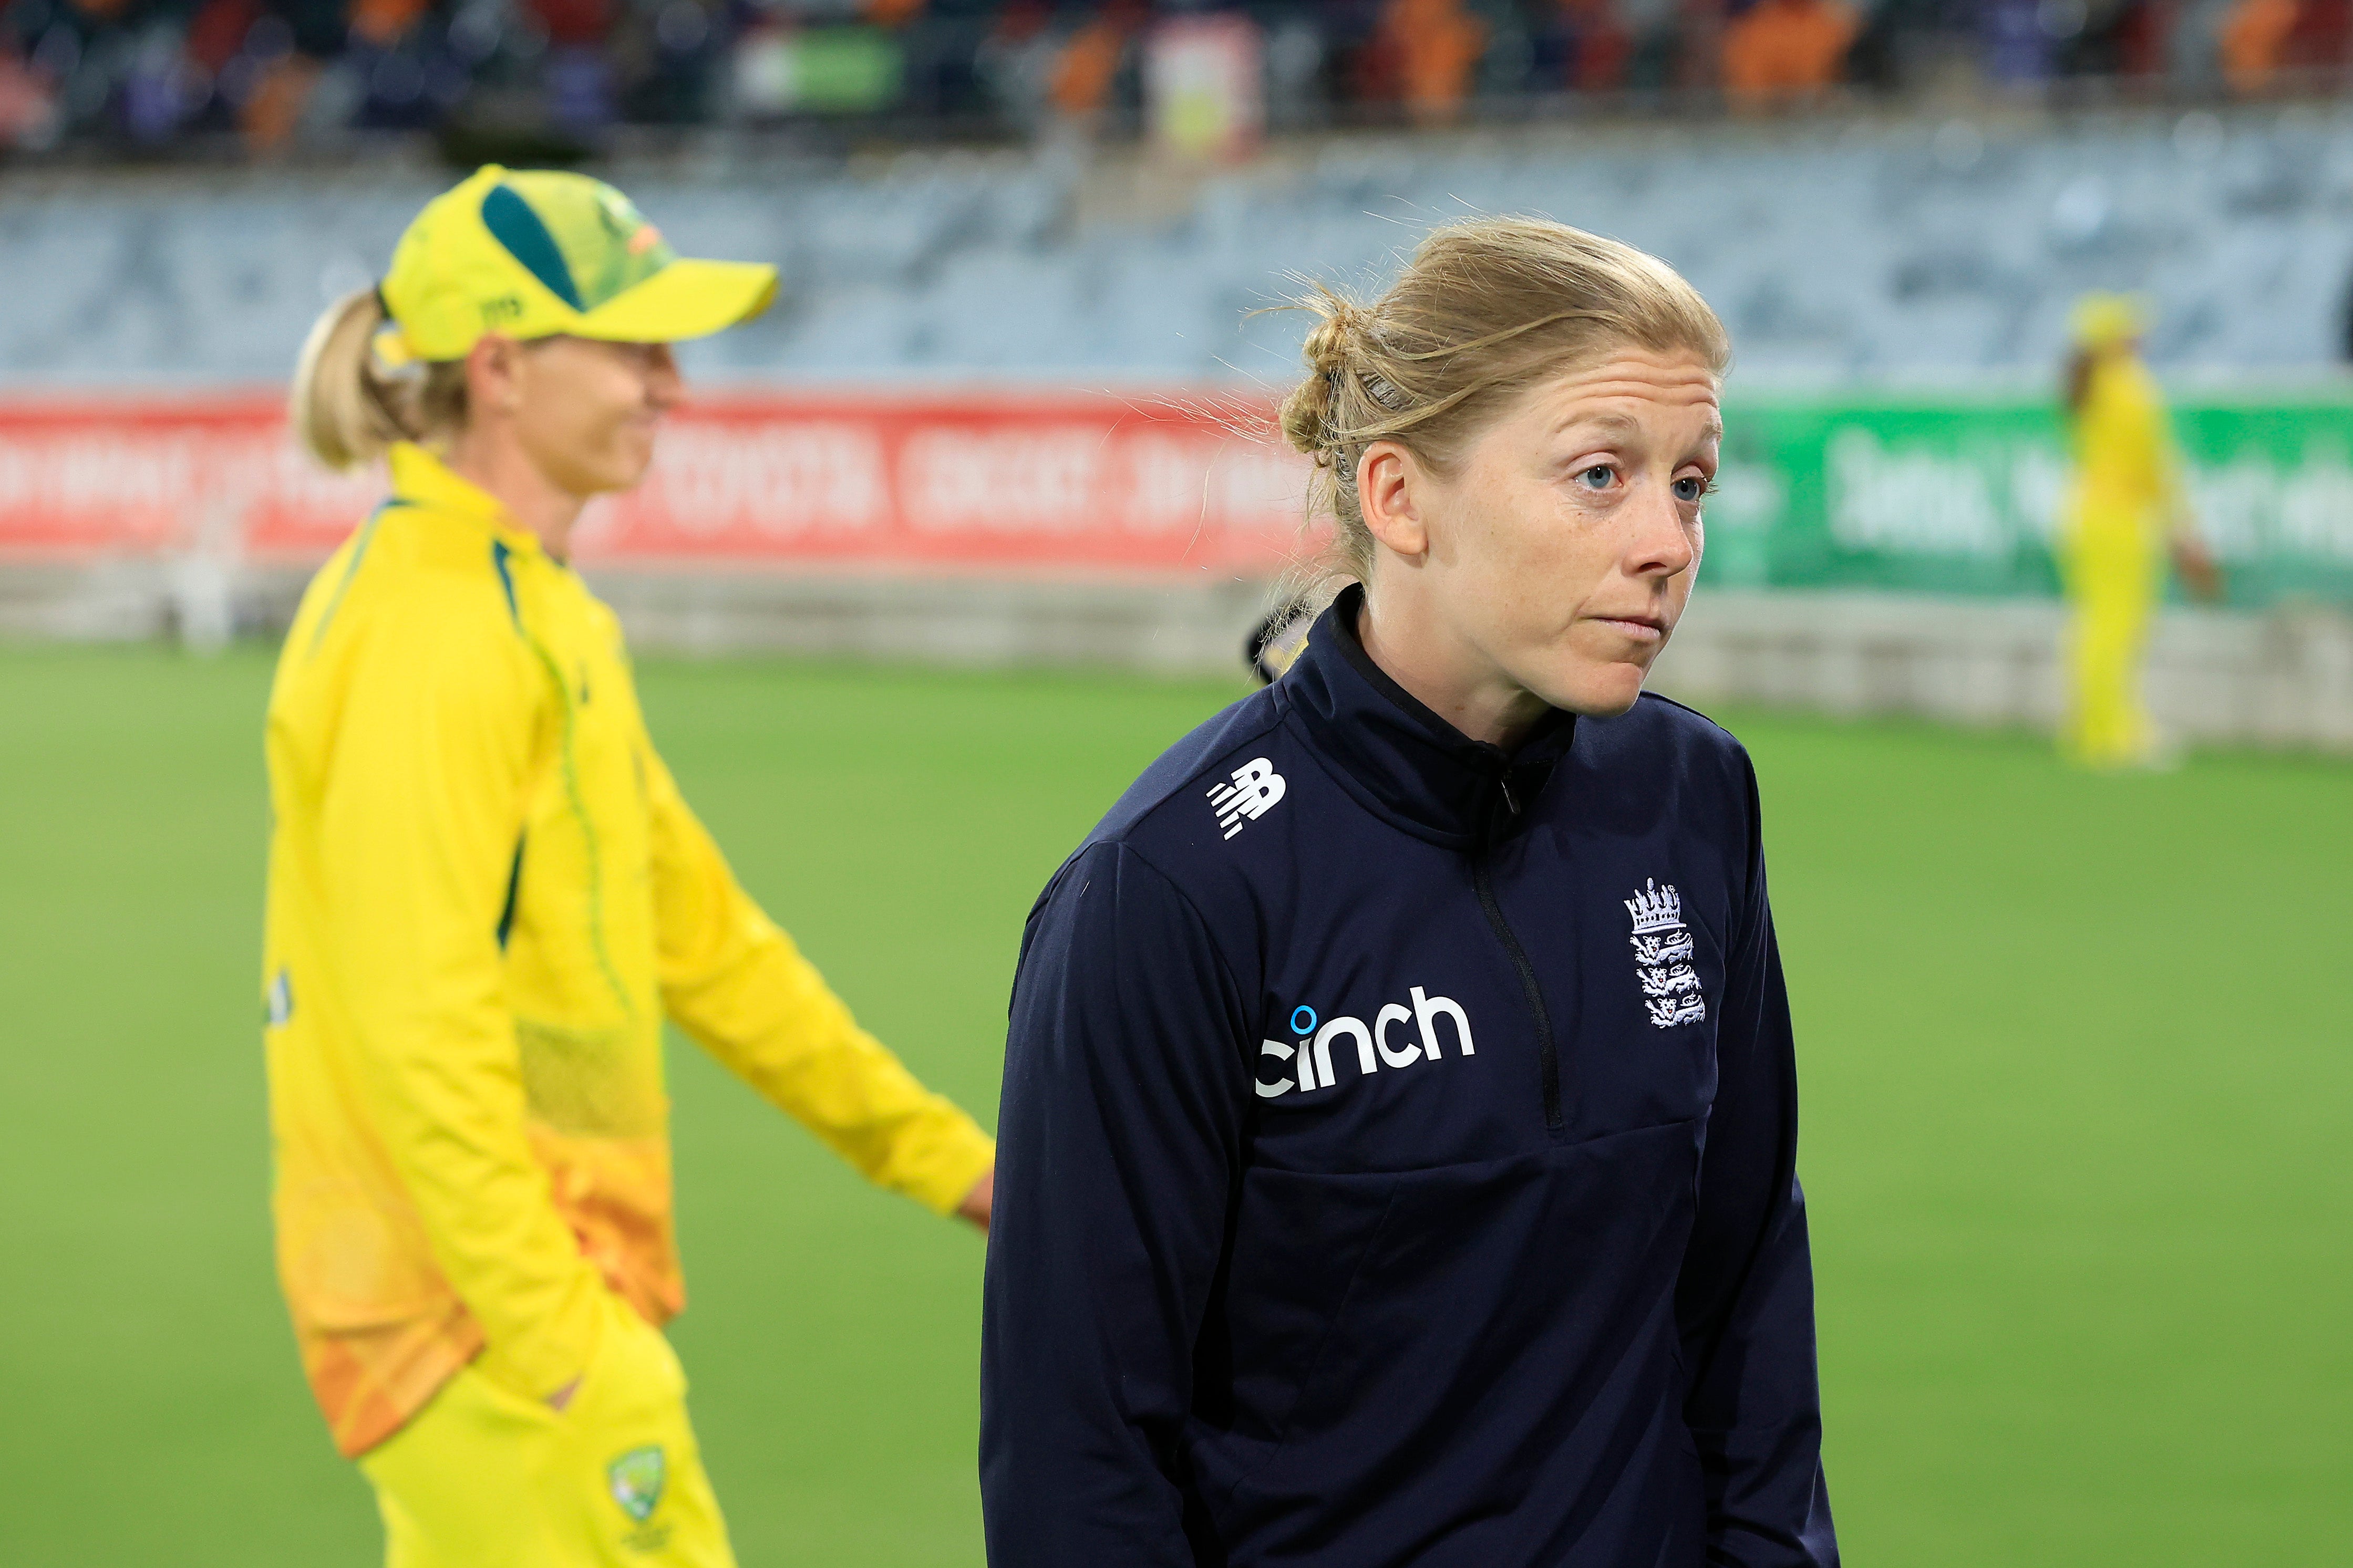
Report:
1673,475,1711,503
1576,465,1615,490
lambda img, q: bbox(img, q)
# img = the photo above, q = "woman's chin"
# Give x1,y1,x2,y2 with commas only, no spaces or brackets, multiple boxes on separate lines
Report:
1529,653,1657,719
580,450,657,497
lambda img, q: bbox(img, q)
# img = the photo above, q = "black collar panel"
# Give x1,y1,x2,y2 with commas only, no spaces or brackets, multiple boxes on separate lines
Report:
1281,584,1576,849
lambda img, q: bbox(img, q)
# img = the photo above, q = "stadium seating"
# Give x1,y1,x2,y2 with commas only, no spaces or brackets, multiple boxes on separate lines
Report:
4,109,2352,388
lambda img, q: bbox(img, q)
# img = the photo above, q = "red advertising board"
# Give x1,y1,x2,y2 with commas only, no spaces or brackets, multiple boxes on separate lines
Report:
0,390,1315,576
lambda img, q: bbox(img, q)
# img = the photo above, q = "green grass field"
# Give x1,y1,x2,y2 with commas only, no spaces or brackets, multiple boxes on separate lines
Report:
1,643,2345,1565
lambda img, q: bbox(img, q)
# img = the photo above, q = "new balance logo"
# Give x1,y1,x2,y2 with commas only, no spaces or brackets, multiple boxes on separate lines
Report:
1208,757,1285,840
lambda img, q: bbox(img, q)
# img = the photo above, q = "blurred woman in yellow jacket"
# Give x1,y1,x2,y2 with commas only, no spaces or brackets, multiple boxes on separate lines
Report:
2058,294,2220,769
264,166,995,1567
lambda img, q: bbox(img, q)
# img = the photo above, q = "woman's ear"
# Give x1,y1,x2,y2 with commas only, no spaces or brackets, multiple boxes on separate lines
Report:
1357,441,1428,560
466,334,523,417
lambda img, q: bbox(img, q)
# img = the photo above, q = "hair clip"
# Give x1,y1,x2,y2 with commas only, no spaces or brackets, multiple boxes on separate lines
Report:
368,323,420,377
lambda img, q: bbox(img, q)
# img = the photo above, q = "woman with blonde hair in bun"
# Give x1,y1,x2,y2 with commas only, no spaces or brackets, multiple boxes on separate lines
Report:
982,216,1836,1567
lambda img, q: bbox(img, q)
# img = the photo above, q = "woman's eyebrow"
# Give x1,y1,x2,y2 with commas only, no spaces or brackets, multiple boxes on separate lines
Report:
1552,407,1722,444
1673,415,1725,458
1555,410,1644,439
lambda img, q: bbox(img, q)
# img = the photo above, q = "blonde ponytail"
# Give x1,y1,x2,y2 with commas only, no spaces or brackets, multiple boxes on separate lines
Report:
290,287,469,472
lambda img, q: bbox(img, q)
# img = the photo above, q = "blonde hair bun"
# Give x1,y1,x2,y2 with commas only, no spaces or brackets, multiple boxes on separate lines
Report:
1277,303,1346,459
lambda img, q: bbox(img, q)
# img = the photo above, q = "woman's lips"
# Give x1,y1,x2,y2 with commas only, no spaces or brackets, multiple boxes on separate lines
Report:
1593,615,1666,642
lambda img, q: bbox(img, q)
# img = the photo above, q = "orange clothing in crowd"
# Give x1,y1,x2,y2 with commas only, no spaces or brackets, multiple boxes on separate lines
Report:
350,0,431,47
2223,0,2299,88
1722,0,1856,104
1051,6,1137,118
1385,0,1489,124
2225,0,2353,88
1051,24,1123,116
240,54,320,151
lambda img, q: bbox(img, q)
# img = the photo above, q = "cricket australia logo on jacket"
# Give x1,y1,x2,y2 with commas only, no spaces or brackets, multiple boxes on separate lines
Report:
1626,879,1706,1029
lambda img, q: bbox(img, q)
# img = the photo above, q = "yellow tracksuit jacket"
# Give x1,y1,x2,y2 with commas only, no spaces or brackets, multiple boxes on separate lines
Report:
263,443,994,1458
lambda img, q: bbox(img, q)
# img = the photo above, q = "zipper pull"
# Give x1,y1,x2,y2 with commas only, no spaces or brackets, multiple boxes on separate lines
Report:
1498,773,1521,816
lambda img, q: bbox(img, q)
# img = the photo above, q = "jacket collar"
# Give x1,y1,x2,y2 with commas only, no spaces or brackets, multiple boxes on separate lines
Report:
1281,584,1576,850
387,443,545,556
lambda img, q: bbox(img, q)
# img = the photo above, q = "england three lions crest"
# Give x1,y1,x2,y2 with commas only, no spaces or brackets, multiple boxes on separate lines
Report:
1624,879,1706,1029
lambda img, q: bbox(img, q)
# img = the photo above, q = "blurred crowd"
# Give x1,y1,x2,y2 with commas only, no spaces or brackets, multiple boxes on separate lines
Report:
3,0,2350,155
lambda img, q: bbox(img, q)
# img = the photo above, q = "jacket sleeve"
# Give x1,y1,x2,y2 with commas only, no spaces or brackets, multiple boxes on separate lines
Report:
643,745,994,1216
321,591,609,1402
1675,755,1839,1566
981,839,1250,1567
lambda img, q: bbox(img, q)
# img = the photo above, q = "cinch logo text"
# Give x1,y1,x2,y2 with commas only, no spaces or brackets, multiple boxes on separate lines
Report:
1255,987,1473,1099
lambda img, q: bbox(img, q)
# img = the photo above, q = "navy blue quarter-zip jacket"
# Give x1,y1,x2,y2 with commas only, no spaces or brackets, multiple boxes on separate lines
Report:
981,587,1835,1567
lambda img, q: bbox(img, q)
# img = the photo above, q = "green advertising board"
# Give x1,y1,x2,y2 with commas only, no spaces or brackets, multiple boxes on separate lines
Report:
1707,392,2353,608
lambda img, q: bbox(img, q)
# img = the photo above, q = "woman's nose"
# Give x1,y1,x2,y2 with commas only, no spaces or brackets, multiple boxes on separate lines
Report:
647,361,683,410
1629,489,1696,577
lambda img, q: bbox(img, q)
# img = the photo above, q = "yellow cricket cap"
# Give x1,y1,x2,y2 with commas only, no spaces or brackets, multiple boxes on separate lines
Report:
378,165,778,362
2069,292,2148,351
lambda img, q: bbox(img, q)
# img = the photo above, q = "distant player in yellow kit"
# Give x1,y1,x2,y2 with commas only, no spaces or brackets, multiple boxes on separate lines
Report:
2058,294,2222,768
262,166,996,1567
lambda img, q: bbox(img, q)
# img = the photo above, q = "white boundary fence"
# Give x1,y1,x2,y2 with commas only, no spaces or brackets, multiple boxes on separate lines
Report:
7,556,2350,753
